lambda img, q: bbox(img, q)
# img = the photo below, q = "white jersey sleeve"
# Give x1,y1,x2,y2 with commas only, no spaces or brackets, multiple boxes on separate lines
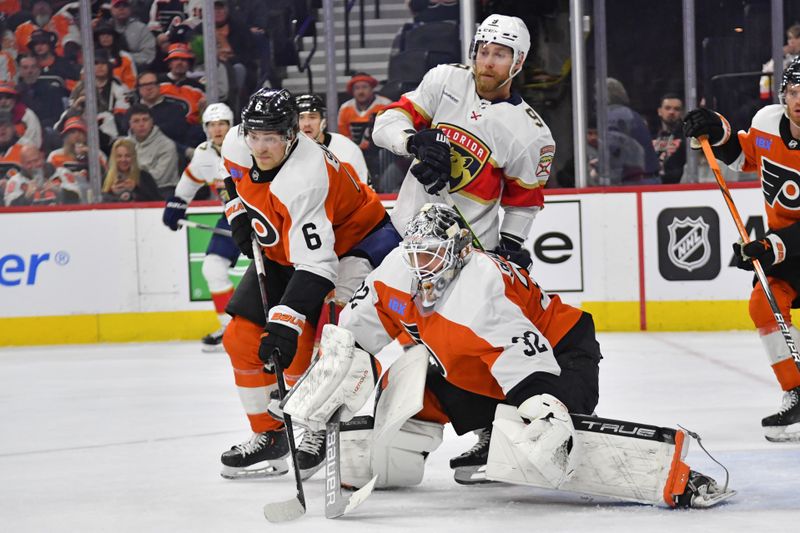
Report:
372,64,450,155
174,141,221,202
327,132,369,183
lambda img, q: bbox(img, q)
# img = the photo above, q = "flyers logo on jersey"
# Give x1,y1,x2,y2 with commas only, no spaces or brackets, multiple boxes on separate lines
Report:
241,197,280,247
762,157,800,210
437,123,491,192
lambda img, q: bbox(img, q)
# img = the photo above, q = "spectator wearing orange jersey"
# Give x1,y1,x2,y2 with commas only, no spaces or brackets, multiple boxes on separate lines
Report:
338,72,391,180
47,116,108,176
0,1,20,15
158,43,205,125
14,0,78,58
94,20,138,91
27,29,79,92
0,81,42,148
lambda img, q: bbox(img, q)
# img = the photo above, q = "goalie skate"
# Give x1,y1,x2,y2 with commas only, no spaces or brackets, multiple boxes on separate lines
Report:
762,387,800,442
450,427,496,485
672,470,736,509
220,430,290,479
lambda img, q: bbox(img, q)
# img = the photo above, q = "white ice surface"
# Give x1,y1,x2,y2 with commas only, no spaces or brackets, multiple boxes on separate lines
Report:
1,332,799,532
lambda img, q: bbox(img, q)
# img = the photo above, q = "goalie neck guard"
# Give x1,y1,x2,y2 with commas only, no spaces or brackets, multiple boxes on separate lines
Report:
401,203,472,313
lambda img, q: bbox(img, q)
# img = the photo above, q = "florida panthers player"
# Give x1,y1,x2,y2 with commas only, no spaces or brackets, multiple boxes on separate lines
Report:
295,93,369,184
683,57,800,442
217,88,400,480
372,12,555,474
162,103,236,350
283,203,733,508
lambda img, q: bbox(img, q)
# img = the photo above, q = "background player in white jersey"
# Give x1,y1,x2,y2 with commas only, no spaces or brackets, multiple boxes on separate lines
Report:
373,13,555,265
217,89,399,480
162,103,237,350
295,93,369,184
283,204,733,508
372,12,554,460
683,57,800,441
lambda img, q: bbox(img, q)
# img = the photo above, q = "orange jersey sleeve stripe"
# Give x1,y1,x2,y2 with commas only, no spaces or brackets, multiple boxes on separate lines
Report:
382,96,432,131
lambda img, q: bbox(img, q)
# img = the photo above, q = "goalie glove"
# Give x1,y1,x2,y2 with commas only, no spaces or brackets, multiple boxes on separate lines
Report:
514,394,578,489
282,324,376,431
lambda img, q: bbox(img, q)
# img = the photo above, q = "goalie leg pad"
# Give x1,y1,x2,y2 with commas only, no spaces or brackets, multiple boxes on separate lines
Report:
488,405,698,506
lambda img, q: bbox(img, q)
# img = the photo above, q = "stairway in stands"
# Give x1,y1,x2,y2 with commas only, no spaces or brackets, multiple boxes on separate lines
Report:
281,0,410,95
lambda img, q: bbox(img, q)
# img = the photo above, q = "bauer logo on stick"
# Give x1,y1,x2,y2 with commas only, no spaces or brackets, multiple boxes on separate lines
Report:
657,207,721,281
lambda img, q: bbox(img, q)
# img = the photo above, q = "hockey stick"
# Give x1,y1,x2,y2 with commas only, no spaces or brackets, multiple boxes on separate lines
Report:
439,190,485,251
699,137,800,364
322,299,378,518
177,218,232,237
250,236,306,523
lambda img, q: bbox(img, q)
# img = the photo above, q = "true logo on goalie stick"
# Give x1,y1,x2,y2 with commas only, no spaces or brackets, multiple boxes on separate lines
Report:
657,207,720,281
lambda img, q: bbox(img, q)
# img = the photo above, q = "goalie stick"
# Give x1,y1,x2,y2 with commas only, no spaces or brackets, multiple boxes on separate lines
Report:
699,137,800,364
176,218,233,237
250,236,306,523
323,407,378,518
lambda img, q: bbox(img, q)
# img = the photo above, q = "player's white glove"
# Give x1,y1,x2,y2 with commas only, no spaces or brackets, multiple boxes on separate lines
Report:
515,394,578,489
282,325,376,431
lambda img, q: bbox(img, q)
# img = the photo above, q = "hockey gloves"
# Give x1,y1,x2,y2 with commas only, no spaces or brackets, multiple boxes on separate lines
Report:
259,305,306,373
162,196,188,231
492,235,532,270
223,177,253,258
733,233,786,270
682,109,730,147
407,128,452,194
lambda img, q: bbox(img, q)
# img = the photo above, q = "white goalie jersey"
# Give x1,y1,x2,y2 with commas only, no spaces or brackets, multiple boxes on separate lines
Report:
372,64,555,248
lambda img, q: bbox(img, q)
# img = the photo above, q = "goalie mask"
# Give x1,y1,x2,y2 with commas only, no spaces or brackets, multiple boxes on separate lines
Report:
470,14,531,84
402,203,472,312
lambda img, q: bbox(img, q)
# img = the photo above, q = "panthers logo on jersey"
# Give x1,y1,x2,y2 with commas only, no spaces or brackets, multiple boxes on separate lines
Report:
436,123,491,192
762,157,800,211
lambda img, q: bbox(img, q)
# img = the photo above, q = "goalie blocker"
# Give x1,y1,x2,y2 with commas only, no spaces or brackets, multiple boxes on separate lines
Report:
284,326,735,509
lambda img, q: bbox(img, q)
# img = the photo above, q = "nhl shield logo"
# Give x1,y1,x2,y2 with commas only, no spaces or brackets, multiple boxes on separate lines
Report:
657,207,720,281
667,216,710,271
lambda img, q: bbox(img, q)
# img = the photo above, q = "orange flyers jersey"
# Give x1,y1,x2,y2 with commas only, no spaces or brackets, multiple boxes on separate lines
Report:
221,126,386,284
372,64,555,250
731,104,800,230
339,248,584,399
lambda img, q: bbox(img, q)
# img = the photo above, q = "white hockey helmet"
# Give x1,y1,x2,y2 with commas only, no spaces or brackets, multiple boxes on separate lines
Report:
402,203,472,312
470,14,531,80
202,102,233,138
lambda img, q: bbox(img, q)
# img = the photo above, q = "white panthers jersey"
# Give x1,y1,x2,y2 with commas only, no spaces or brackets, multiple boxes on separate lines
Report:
326,132,368,183
174,141,225,203
372,64,555,248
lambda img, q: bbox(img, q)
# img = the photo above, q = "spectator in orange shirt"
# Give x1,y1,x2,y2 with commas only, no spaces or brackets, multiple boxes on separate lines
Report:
338,72,391,180
14,0,78,58
158,43,205,125
94,20,138,91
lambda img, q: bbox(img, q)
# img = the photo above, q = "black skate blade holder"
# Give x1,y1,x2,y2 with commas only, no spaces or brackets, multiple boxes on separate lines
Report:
677,424,731,492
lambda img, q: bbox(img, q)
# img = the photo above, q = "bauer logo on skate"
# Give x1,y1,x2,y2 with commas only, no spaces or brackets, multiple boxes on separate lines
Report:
657,207,721,281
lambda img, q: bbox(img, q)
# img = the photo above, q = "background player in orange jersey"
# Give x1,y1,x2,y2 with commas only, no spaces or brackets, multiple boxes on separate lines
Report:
216,88,401,480
684,56,800,442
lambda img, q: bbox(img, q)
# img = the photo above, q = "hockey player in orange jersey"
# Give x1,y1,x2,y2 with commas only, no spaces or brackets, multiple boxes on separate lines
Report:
283,204,734,509
216,88,401,480
684,57,800,442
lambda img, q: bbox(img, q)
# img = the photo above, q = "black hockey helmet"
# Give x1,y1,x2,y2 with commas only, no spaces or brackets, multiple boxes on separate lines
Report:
781,56,800,99
295,93,326,118
241,88,298,136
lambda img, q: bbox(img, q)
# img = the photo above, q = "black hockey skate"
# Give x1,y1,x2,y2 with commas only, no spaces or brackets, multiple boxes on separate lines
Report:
297,428,327,480
450,427,495,485
762,386,800,442
201,325,226,353
672,470,736,508
220,430,290,479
